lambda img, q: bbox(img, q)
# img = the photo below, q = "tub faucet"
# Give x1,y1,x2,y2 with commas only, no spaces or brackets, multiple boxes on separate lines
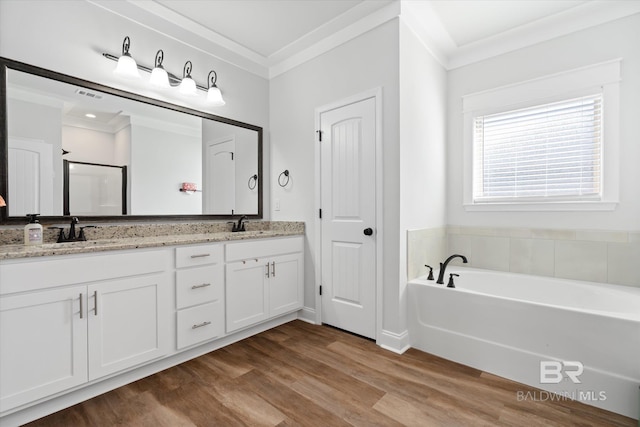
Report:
436,254,468,284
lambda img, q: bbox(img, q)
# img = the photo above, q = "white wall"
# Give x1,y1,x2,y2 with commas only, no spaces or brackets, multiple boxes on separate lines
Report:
269,19,401,334
398,20,448,332
62,126,116,165
447,14,640,232
0,0,270,217
130,119,202,215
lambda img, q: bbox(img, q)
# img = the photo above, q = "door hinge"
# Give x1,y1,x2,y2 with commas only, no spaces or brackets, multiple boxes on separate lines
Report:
319,285,322,296
316,130,322,142
319,208,322,219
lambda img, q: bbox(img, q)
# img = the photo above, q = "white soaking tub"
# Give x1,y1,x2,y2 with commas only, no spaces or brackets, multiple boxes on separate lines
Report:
408,267,640,419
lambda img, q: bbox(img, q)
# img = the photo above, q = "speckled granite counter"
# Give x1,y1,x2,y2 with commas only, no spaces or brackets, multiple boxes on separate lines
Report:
0,222,304,260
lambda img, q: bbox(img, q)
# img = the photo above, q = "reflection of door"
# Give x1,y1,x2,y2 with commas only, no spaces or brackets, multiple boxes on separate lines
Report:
204,137,235,215
320,97,377,339
8,137,54,216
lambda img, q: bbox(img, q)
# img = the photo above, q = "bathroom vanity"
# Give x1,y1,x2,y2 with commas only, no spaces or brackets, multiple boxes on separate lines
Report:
0,228,304,426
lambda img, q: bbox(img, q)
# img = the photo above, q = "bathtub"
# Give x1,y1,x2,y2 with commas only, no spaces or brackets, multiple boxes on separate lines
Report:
408,267,640,419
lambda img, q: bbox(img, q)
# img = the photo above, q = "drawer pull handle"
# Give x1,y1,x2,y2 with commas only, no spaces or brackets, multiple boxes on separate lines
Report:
271,261,276,277
191,283,211,289
79,293,83,319
265,263,270,278
190,253,211,259
93,290,98,316
192,321,211,329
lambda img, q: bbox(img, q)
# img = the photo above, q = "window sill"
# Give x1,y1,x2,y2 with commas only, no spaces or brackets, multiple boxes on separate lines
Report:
464,201,618,212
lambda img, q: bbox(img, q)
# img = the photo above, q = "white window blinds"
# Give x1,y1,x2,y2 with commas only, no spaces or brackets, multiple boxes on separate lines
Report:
473,94,602,203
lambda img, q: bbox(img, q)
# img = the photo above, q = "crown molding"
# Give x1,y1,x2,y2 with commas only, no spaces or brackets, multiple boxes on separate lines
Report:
269,1,401,79
89,0,639,78
88,0,270,78
406,0,640,71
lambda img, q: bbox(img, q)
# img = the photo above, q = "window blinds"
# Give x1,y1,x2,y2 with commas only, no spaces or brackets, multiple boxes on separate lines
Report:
473,94,602,202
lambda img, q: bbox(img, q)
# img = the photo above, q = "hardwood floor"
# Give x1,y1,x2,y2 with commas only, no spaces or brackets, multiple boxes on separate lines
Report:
26,320,635,426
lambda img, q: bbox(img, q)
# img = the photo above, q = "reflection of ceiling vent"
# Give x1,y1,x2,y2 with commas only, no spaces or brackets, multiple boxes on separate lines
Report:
75,89,103,100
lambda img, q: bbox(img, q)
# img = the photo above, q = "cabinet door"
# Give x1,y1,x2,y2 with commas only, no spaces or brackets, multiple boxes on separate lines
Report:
225,258,269,333
269,252,304,317
87,273,170,380
0,286,87,411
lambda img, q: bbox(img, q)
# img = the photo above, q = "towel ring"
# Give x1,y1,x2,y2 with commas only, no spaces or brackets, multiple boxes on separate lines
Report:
248,174,258,190
278,170,290,187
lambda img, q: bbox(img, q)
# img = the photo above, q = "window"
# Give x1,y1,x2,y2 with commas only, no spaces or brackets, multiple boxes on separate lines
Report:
462,59,620,211
473,94,602,203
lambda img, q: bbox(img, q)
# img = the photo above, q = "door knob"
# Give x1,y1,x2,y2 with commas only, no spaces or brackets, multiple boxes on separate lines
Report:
363,228,373,236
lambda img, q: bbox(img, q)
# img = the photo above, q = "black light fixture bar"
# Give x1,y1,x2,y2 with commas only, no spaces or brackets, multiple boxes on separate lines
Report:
102,52,208,91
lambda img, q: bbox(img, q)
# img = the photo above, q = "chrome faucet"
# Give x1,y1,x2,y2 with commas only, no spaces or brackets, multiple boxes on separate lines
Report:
436,254,468,284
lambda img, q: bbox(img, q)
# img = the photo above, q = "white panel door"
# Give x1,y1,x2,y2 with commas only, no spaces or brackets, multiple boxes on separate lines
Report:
0,286,87,411
204,137,235,215
8,137,54,216
320,97,377,339
87,273,169,380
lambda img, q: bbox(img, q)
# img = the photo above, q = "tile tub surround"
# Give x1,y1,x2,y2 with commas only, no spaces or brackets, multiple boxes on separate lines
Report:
408,226,640,287
0,221,304,259
407,227,446,281
446,226,640,288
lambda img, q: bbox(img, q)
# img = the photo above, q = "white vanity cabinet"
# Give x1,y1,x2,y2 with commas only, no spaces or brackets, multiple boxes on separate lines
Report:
0,249,171,412
0,286,88,411
225,236,303,333
0,233,304,425
174,244,225,349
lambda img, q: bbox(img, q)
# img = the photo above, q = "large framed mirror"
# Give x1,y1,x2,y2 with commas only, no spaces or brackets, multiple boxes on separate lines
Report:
0,57,262,224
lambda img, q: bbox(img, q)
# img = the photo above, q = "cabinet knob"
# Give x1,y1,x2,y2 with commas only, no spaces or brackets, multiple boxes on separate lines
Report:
363,228,373,236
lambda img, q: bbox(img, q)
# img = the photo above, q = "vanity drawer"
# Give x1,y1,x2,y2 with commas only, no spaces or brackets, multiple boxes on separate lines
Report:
175,244,223,268
225,236,303,262
175,265,223,309
176,301,224,349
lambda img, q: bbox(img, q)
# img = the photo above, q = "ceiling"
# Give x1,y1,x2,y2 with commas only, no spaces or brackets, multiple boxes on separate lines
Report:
91,0,640,77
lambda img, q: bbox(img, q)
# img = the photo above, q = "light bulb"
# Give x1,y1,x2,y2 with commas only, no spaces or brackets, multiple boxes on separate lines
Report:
150,66,170,88
114,54,140,79
207,86,225,106
113,36,140,79
178,77,197,96
149,49,170,88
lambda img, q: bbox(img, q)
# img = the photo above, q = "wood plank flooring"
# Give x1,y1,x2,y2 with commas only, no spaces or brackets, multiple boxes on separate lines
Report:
26,320,635,426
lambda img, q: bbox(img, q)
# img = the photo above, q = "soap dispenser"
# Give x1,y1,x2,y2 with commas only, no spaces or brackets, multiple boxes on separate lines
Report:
24,214,43,246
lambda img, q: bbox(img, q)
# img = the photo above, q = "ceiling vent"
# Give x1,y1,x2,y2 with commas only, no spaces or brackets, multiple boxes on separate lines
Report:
75,88,103,100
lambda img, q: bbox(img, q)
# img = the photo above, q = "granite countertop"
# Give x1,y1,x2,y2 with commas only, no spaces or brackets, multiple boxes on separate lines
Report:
0,222,304,260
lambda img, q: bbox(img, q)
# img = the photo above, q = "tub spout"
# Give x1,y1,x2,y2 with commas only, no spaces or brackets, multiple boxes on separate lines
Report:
436,254,468,284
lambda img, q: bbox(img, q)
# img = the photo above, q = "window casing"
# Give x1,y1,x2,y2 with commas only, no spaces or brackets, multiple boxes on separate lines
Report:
462,59,620,212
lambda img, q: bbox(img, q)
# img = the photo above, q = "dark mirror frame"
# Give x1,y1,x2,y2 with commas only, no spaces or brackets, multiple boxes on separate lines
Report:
0,57,263,224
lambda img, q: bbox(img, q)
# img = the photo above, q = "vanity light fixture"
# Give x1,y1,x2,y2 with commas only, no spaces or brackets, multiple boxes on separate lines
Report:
206,70,225,106
104,37,226,105
149,49,170,89
113,36,140,79
178,61,197,96
0,195,6,208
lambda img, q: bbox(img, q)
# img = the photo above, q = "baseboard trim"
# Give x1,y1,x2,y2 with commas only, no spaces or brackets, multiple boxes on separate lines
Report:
378,328,410,354
297,307,317,324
